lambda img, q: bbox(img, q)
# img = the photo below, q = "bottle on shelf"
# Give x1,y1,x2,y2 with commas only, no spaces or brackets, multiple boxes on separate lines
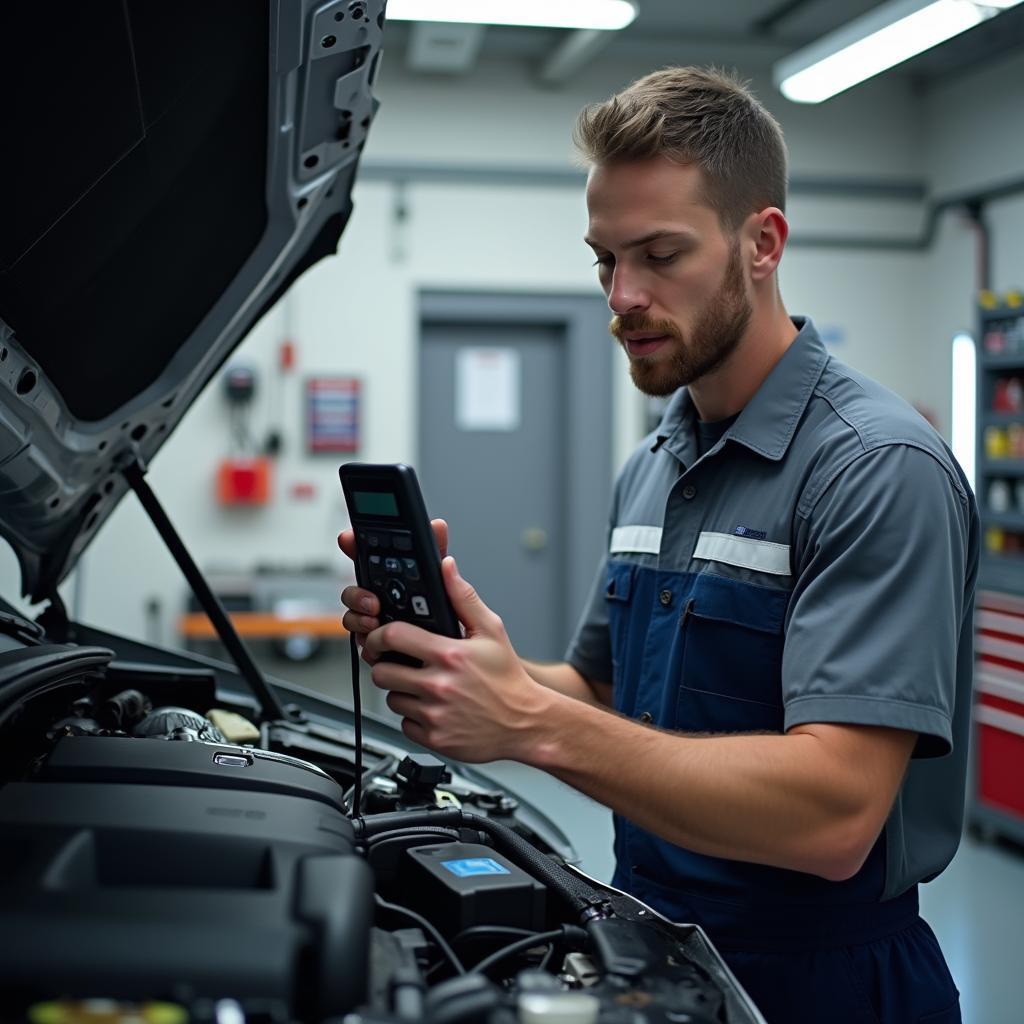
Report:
989,479,1012,514
986,425,1011,460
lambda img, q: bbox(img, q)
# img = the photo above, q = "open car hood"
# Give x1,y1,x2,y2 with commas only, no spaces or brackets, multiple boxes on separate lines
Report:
0,0,385,602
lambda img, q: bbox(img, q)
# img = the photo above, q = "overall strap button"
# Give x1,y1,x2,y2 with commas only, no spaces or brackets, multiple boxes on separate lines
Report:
659,589,673,607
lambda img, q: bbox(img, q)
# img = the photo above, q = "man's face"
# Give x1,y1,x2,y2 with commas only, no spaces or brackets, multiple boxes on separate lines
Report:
585,156,752,398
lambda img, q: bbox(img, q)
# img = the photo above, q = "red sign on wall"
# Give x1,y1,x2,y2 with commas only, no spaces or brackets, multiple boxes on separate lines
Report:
306,377,360,453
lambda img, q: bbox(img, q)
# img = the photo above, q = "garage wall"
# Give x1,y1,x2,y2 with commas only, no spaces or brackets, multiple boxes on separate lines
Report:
922,48,1024,460
2,50,1001,646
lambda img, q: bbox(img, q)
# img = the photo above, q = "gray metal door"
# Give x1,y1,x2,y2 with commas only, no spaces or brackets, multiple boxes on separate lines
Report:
419,321,565,660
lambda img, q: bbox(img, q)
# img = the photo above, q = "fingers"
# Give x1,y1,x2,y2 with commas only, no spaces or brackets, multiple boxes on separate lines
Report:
432,518,449,558
342,585,379,615
387,693,432,749
337,532,373,632
400,715,429,747
343,521,447,561
337,528,357,560
364,619,454,667
442,556,502,638
342,609,380,637
385,690,426,721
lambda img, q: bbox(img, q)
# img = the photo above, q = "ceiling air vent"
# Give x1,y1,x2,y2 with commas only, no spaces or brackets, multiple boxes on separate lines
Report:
407,21,485,74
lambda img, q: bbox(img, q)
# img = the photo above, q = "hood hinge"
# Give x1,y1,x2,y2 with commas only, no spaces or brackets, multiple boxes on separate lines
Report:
36,591,72,643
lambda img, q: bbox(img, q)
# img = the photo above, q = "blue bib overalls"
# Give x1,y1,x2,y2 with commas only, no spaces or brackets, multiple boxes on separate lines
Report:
605,560,962,1024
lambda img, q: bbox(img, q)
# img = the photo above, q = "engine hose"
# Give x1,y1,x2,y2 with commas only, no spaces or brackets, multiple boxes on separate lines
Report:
355,807,464,838
460,812,611,921
366,826,467,847
355,808,611,920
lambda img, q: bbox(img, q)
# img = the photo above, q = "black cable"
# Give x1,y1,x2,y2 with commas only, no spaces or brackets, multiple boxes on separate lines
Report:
375,895,466,976
452,925,539,947
538,944,556,972
424,960,448,981
343,753,398,808
350,633,363,816
469,928,564,976
366,827,462,847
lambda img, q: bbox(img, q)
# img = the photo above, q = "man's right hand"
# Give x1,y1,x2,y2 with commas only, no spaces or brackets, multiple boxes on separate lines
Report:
338,518,449,660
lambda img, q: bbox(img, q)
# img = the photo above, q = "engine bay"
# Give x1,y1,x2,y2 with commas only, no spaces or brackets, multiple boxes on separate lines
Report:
0,640,765,1024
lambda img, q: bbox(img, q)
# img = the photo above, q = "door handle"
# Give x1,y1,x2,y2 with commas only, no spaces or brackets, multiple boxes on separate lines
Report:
521,527,548,552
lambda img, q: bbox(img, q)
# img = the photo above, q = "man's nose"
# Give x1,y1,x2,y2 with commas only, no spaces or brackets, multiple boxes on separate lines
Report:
607,267,649,315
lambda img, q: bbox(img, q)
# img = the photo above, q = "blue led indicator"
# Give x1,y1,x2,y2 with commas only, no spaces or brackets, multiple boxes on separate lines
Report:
441,857,510,878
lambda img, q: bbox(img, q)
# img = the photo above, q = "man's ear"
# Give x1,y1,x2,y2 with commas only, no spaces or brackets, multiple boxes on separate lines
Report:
748,207,789,283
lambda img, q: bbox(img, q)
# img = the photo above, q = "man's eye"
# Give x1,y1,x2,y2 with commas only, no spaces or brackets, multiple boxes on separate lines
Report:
592,255,613,267
647,252,678,264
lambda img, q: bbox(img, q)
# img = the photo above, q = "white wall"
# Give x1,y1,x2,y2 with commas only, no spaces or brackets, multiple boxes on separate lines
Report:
11,48,1024,645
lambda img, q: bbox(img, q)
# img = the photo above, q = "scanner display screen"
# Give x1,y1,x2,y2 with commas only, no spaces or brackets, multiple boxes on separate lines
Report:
354,490,399,517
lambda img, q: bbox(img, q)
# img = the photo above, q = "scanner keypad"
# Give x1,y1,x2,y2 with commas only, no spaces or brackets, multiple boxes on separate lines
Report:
361,530,430,623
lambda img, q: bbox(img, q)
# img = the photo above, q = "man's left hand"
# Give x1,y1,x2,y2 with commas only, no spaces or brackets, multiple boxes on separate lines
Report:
363,557,550,763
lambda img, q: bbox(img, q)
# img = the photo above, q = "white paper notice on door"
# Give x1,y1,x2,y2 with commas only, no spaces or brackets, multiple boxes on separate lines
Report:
455,347,521,432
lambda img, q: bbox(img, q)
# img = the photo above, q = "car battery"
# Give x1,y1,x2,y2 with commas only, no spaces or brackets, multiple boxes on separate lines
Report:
404,843,546,937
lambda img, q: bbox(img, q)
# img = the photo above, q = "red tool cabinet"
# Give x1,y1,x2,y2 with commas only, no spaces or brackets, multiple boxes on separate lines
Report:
972,590,1024,835
971,294,1024,843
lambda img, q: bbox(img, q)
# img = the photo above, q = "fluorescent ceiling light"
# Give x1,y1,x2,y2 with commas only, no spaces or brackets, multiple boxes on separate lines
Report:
952,332,976,494
385,0,638,31
774,0,1024,104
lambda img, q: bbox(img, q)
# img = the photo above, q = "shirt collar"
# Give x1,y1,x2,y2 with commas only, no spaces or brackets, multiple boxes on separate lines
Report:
656,316,830,464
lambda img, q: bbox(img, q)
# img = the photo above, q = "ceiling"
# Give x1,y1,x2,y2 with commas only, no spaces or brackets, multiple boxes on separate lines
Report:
386,0,1024,91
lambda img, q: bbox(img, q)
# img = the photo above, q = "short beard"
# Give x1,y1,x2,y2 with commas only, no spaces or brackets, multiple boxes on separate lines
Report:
610,240,752,398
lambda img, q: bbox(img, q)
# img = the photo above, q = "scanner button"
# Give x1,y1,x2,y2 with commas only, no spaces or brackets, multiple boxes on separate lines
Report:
411,596,430,617
385,557,402,574
366,532,388,548
402,558,420,580
393,533,413,552
386,579,408,609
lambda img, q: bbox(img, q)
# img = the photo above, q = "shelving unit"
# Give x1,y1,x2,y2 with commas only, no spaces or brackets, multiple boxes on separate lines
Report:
981,459,1024,476
972,294,1024,846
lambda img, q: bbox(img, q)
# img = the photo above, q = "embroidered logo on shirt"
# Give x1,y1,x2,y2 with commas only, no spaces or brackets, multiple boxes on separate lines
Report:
734,525,768,541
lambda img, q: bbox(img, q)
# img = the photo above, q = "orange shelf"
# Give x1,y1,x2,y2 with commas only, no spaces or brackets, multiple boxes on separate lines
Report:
179,611,348,640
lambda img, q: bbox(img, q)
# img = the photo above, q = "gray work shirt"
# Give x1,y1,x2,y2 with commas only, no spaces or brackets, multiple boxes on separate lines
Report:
566,316,980,900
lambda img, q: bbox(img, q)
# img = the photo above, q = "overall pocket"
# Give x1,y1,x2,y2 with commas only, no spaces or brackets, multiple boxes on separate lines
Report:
676,574,788,734
605,560,637,700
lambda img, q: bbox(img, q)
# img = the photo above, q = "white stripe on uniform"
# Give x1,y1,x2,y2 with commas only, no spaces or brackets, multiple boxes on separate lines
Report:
693,531,791,576
609,525,663,556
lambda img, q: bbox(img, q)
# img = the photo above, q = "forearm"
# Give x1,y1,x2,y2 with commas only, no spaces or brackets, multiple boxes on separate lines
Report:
521,659,612,707
521,693,888,880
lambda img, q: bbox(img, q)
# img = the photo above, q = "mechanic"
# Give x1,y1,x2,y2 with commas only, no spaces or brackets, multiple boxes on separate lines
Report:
340,67,978,1023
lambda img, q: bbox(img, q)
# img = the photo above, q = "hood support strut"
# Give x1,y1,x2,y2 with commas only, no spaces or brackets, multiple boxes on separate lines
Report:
123,458,290,723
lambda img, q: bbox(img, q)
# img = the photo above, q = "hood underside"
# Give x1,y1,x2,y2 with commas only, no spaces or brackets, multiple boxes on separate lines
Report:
0,0,385,602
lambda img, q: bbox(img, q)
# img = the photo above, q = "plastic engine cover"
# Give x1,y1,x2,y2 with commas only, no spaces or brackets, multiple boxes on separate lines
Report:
0,739,372,1018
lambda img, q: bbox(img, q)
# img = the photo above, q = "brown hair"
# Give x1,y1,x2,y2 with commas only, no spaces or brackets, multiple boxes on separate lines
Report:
574,66,788,231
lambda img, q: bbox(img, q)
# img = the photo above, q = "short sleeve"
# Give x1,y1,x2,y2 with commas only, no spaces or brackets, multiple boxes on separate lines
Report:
564,554,614,685
782,444,972,758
